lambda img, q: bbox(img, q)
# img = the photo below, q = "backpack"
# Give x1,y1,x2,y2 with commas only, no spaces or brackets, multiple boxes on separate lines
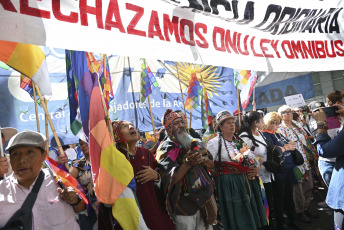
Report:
241,132,285,173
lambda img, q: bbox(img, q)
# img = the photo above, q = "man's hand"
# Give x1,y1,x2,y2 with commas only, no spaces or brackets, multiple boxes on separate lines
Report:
334,103,344,116
312,108,327,122
0,157,9,177
185,151,203,167
57,187,79,205
58,155,68,165
136,165,159,184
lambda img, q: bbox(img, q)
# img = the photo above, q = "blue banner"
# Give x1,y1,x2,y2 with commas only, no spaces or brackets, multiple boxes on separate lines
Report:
246,74,315,110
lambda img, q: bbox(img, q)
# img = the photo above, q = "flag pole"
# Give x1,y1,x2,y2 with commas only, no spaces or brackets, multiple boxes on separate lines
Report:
0,125,4,158
236,87,241,127
33,84,67,161
175,62,190,133
32,81,41,132
189,111,193,128
44,98,49,152
253,86,256,111
147,95,157,143
86,52,115,141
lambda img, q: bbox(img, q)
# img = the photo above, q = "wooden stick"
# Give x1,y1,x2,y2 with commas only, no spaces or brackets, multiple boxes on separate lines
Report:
147,95,157,143
175,62,189,133
87,52,115,141
252,85,256,111
236,87,241,127
32,81,40,132
0,126,4,158
189,110,193,128
44,98,49,152
33,84,67,159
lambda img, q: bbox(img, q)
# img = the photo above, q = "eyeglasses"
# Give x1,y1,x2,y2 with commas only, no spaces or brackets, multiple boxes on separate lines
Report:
281,110,292,114
271,121,281,125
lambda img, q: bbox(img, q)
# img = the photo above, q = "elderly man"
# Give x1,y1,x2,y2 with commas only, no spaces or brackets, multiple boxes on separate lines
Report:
156,109,215,230
0,130,84,229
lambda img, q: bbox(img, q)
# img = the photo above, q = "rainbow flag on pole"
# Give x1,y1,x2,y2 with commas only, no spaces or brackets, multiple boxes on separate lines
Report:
88,73,147,229
0,40,52,98
185,69,202,111
201,87,213,130
140,58,159,102
234,69,252,90
98,54,114,109
240,71,257,110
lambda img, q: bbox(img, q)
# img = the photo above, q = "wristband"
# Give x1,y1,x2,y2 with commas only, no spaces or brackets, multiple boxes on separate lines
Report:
154,172,161,183
317,121,328,130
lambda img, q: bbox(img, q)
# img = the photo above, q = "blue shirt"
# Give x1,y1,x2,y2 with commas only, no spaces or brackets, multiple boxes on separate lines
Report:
315,128,344,211
262,132,295,180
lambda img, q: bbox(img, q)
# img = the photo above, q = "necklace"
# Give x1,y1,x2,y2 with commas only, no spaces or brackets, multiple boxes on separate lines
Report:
222,137,237,161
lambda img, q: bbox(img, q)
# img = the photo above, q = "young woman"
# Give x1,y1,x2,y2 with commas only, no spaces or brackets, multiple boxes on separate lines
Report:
207,110,267,230
239,111,274,229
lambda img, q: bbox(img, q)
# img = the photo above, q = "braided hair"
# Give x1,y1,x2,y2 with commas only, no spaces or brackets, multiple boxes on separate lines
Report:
238,111,262,147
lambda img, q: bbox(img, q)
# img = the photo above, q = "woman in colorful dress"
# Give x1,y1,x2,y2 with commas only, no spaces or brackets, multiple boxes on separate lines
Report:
277,105,318,223
206,110,267,230
70,139,98,230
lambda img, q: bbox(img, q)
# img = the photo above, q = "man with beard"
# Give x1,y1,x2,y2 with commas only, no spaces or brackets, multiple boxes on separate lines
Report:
156,109,215,230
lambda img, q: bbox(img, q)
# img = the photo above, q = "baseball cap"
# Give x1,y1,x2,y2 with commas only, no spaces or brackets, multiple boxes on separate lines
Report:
6,130,47,153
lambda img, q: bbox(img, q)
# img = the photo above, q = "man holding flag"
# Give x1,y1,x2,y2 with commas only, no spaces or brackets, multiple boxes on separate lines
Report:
0,130,84,229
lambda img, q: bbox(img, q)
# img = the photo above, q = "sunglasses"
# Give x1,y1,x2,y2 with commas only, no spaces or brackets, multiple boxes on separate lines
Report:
281,110,292,114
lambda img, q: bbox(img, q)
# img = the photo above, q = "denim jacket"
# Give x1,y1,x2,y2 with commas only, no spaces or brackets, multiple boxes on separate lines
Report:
314,128,344,211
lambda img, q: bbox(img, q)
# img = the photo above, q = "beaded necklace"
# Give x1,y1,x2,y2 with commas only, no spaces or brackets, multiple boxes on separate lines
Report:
222,136,240,161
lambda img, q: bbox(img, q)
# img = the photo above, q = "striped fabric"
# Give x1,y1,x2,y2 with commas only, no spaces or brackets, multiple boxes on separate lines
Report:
0,40,52,98
20,75,42,106
185,69,202,111
89,73,147,229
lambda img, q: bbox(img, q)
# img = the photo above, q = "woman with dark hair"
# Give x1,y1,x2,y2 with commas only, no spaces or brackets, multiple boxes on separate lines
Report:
206,110,267,230
238,111,274,229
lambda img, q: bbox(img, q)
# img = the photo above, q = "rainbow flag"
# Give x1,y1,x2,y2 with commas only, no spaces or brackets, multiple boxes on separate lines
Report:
240,70,257,110
88,73,147,229
185,69,202,111
140,58,159,102
98,54,114,108
201,87,213,130
258,176,269,225
0,40,52,97
44,157,88,205
234,69,252,90
20,75,42,106
66,50,97,140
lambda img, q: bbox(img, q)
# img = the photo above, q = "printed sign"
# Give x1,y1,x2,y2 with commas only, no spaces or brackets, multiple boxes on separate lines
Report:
284,94,306,108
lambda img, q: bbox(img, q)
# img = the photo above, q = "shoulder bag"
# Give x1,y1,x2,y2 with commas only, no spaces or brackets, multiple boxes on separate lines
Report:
1,170,45,230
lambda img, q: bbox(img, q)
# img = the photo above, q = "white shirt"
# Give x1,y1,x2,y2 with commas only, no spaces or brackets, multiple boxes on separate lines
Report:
206,136,236,162
239,132,274,183
0,169,80,230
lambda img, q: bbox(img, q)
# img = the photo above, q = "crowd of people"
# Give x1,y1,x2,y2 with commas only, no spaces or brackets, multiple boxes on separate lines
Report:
0,89,344,230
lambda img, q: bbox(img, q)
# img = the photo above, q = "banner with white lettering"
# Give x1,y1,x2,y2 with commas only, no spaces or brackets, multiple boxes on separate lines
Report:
0,0,343,72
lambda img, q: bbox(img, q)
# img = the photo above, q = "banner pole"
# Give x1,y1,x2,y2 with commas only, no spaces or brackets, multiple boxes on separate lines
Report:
32,81,41,132
253,85,256,112
175,62,190,133
44,98,49,153
147,95,157,143
0,125,4,158
33,83,67,162
189,110,193,128
236,87,241,127
86,52,115,141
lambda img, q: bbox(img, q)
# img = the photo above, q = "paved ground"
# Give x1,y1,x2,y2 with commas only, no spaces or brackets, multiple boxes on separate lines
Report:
273,180,333,230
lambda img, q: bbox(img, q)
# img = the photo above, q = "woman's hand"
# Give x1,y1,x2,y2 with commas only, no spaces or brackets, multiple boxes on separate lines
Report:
136,165,159,184
333,103,344,117
285,141,296,151
312,108,327,122
247,165,260,177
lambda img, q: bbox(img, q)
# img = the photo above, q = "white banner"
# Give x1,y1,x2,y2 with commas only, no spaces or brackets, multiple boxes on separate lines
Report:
0,0,343,72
